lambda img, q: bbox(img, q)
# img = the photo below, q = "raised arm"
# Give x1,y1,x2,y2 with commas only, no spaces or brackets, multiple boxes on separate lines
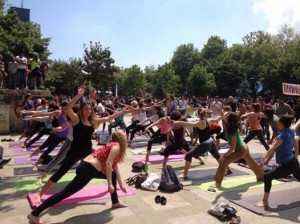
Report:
66,86,85,125
260,139,282,165
180,120,199,128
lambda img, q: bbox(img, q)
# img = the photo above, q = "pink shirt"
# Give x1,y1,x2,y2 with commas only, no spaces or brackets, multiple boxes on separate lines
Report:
248,113,263,131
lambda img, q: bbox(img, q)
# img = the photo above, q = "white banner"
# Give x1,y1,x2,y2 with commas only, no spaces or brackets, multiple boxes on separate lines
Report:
282,82,300,96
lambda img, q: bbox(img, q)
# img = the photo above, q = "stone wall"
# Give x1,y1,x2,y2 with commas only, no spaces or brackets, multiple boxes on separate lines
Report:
0,89,51,133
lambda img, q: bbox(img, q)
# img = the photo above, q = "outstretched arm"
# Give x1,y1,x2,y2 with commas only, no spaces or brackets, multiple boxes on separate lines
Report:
66,86,85,126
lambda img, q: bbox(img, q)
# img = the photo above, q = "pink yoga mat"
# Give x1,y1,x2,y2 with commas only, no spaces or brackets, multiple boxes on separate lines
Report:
13,147,60,155
14,156,39,165
27,185,134,208
132,154,185,164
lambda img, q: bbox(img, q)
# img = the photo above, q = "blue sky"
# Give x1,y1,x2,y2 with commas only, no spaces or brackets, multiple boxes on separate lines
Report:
6,0,300,69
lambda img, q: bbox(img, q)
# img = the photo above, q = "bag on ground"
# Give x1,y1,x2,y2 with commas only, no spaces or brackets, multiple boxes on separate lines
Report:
208,202,240,223
159,165,183,192
125,172,148,189
131,161,145,173
141,173,161,191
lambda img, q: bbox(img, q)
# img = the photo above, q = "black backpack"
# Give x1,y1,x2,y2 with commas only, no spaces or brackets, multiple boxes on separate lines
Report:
159,165,183,192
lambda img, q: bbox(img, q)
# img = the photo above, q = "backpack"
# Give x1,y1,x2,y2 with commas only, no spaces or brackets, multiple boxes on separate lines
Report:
159,165,183,192
131,161,145,173
125,172,148,189
208,202,241,224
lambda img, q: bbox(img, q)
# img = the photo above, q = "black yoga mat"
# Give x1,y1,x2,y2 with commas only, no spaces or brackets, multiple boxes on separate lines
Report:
230,188,300,215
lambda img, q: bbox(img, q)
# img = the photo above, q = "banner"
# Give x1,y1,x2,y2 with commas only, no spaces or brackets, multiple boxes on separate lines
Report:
282,83,300,96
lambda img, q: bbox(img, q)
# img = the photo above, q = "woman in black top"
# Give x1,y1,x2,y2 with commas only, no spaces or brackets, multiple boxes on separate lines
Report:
34,86,126,205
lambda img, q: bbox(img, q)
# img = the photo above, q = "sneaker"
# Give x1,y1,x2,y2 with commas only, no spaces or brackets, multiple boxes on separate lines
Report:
0,158,11,169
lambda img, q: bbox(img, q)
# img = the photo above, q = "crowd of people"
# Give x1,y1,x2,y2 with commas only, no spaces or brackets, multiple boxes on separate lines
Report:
1,85,300,223
0,52,48,90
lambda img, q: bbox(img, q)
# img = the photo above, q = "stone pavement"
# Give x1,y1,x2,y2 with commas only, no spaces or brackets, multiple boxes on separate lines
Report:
0,115,300,224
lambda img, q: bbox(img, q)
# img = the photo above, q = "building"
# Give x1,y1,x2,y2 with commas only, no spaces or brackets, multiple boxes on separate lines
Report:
10,6,30,22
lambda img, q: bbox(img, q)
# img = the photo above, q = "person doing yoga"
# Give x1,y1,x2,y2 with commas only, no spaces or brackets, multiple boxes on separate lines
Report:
34,86,126,204
255,115,300,207
27,130,128,224
179,108,232,179
209,109,264,189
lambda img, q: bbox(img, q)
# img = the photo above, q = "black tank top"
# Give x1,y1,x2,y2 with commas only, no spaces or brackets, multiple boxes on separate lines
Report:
71,119,94,150
173,128,184,144
198,120,211,143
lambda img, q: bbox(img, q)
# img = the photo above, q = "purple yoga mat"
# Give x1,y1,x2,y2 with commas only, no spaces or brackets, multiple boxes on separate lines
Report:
132,154,185,164
13,147,60,155
9,140,45,147
27,185,135,208
14,156,39,165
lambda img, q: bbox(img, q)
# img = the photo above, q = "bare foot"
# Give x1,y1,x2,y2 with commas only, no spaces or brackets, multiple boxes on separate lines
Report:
112,203,127,209
254,201,268,207
21,143,26,148
27,213,45,224
35,194,42,204
27,156,32,161
32,164,38,171
209,182,220,189
36,178,43,186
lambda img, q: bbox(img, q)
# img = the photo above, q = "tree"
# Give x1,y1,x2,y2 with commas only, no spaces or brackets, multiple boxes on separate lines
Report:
170,43,201,94
236,80,253,99
188,65,216,97
46,58,85,95
0,8,50,62
114,65,146,97
82,41,117,90
150,63,180,98
201,36,227,62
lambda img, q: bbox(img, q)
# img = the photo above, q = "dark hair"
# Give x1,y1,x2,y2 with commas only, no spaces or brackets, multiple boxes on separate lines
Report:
154,106,165,118
53,105,60,110
170,111,181,121
197,108,207,118
264,107,274,122
251,103,261,113
226,112,241,136
60,101,68,107
279,115,293,128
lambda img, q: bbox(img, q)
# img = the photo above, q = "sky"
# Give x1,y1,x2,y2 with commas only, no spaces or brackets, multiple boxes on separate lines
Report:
5,0,300,69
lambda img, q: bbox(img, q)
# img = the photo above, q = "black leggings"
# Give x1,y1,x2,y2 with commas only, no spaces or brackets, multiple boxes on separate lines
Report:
130,124,154,140
244,130,269,150
125,120,139,135
147,132,166,151
26,128,52,148
25,121,44,137
163,140,190,157
264,157,300,193
50,147,92,183
32,161,118,217
185,138,220,162
39,135,66,160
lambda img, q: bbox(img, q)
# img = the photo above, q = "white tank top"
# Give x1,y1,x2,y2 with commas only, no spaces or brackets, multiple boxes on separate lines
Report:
132,114,139,122
139,111,150,126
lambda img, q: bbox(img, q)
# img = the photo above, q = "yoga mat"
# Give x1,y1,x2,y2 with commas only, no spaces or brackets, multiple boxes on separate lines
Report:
14,156,39,165
177,167,249,181
27,185,134,208
149,160,216,173
132,154,185,164
230,188,300,215
130,142,148,148
13,147,61,155
15,173,106,192
198,176,282,194
238,160,280,171
131,136,149,142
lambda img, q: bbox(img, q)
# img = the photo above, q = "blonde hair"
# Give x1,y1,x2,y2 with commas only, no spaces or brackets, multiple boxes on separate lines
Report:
111,130,127,162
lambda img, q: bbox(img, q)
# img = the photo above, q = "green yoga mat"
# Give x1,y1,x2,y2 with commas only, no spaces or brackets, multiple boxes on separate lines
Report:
198,176,283,194
14,173,106,192
149,160,216,173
